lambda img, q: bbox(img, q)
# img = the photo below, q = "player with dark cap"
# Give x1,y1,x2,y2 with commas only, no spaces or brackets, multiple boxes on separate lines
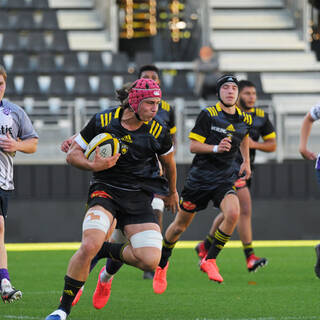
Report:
195,79,276,272
152,74,252,294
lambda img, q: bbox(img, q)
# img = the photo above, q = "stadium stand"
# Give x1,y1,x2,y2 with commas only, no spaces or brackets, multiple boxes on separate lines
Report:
0,0,316,164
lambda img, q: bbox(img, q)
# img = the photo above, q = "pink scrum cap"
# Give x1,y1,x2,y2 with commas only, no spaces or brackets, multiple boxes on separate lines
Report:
128,78,162,113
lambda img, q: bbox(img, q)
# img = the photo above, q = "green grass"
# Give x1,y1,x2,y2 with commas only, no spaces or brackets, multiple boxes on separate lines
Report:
2,246,320,320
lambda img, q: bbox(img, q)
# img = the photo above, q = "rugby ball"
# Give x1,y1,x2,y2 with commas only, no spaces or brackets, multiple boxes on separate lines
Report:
84,133,120,161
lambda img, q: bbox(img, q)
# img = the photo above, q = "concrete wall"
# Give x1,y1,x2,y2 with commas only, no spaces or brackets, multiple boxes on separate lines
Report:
5,160,320,242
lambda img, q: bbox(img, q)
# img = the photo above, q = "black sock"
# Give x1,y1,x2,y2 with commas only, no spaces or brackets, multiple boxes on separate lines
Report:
106,258,123,275
58,275,85,315
159,238,176,269
89,254,100,272
206,228,231,260
204,234,214,251
243,243,254,259
95,242,127,261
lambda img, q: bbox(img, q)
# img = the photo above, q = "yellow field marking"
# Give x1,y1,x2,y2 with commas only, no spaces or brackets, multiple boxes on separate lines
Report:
5,240,320,251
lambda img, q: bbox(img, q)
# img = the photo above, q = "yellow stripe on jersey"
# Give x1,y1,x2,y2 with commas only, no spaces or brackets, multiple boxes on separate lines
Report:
206,107,217,117
206,107,214,117
149,120,156,134
100,114,105,127
114,107,121,119
109,112,112,124
243,113,252,125
255,108,265,117
155,125,163,139
189,132,206,143
170,126,177,135
235,106,242,116
263,132,276,140
149,120,163,139
152,123,160,136
215,103,222,112
161,101,170,111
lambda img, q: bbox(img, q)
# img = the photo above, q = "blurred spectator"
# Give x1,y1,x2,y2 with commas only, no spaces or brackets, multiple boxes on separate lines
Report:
194,46,221,99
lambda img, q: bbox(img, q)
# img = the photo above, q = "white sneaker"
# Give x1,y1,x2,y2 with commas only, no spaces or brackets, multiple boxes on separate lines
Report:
1,279,22,303
45,309,67,320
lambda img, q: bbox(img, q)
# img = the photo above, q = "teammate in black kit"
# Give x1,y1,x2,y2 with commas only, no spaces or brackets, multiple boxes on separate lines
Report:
195,80,276,272
153,75,252,294
45,78,179,320
138,64,176,278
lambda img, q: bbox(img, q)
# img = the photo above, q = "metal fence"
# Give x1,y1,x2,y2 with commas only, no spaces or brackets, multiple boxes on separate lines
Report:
11,97,292,164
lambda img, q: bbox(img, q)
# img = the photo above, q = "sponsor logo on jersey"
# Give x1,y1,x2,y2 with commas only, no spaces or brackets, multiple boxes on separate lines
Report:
120,143,129,155
211,126,227,134
226,124,235,132
121,135,133,143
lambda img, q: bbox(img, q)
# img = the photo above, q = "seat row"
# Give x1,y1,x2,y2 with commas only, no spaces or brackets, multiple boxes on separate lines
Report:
0,11,58,30
5,74,136,98
4,72,197,99
0,0,49,9
1,51,130,74
0,31,69,52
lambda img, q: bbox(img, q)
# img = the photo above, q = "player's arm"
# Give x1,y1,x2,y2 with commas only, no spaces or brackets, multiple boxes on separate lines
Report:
299,112,317,160
239,134,251,180
61,134,77,153
159,150,179,214
250,115,276,152
249,137,276,153
0,132,38,154
190,137,231,154
67,139,119,172
189,109,231,154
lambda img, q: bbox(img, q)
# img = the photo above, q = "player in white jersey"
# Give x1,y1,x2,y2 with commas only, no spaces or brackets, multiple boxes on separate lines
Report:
299,103,320,278
0,65,38,303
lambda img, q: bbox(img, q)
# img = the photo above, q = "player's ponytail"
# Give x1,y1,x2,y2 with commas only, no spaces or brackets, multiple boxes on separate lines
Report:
116,82,134,109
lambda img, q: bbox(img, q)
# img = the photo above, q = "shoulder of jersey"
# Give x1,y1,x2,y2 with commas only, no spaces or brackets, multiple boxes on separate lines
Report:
147,118,166,139
98,106,121,127
160,100,171,112
205,105,220,117
254,107,265,118
235,106,253,125
2,99,21,111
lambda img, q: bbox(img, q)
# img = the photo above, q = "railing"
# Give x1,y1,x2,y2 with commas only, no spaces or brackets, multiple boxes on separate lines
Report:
12,97,284,165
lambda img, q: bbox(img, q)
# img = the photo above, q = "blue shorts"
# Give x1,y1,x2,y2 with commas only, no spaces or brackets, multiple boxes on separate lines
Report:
0,188,13,220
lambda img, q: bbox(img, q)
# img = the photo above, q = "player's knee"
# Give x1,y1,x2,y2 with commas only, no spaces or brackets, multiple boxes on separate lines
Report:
130,230,162,270
172,221,188,235
225,209,240,225
79,240,101,260
139,252,160,271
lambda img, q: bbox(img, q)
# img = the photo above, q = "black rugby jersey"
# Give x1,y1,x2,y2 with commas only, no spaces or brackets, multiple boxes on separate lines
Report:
79,107,173,194
235,107,276,167
155,100,176,135
186,102,252,189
